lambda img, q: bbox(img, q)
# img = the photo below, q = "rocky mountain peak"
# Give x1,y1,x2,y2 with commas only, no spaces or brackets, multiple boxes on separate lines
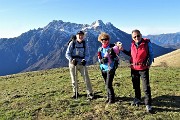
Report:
91,20,105,28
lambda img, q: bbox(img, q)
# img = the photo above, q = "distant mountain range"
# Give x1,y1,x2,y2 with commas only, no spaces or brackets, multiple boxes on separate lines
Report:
0,20,175,76
145,33,180,49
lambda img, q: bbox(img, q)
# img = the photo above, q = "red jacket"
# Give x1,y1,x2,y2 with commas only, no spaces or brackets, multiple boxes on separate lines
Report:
130,38,149,70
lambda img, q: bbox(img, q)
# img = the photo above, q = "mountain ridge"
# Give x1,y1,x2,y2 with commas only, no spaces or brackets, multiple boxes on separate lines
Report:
145,32,180,49
0,20,175,76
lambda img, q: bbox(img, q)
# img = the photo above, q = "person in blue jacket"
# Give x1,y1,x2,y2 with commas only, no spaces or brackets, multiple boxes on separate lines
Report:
97,32,120,104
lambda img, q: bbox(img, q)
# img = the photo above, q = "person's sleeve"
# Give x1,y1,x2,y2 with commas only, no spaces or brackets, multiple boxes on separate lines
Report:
148,42,154,65
122,49,131,56
97,48,101,63
65,42,73,62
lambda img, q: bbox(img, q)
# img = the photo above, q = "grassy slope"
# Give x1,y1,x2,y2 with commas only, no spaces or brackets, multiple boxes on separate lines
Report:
152,49,180,67
0,66,180,120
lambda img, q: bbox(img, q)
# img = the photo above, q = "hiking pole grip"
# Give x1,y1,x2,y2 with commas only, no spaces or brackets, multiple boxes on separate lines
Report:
81,59,86,66
72,59,77,66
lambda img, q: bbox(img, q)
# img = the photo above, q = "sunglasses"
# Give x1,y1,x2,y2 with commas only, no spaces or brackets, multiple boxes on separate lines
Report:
101,38,109,41
133,35,140,39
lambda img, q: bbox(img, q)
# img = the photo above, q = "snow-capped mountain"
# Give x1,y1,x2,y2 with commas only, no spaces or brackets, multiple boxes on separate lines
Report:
0,20,174,76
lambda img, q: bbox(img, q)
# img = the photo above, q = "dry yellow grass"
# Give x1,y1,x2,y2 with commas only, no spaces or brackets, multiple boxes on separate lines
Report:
152,49,180,67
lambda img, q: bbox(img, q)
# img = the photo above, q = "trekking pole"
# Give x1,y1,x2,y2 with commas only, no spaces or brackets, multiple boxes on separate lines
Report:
81,59,86,79
73,59,78,99
75,65,78,99
81,59,88,98
83,65,86,79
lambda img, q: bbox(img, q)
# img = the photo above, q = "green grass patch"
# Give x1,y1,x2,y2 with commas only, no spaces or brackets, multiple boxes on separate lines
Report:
0,66,179,119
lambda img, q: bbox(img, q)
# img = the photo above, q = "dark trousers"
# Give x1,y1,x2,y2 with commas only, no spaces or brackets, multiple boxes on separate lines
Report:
101,70,115,101
131,69,152,105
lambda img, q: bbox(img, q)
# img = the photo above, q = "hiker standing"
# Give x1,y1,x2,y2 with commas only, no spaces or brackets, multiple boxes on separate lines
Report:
121,29,154,113
65,31,94,99
97,32,120,104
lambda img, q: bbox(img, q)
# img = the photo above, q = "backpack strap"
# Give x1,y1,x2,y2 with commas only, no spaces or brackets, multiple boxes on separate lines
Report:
72,40,86,58
73,40,86,49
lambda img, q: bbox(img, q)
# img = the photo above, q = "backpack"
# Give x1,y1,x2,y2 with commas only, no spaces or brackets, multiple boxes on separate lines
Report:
98,44,119,70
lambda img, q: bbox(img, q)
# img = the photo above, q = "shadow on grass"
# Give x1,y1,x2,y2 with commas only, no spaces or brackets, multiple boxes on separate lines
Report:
92,91,133,103
153,95,180,112
116,96,133,103
76,91,105,99
93,92,105,99
93,92,133,102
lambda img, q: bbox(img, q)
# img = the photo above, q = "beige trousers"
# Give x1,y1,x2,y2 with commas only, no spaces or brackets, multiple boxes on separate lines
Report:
69,63,93,94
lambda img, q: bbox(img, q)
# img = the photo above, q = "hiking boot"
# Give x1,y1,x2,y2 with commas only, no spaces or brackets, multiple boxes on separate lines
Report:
131,98,141,106
105,97,115,104
146,105,153,113
87,93,94,100
105,99,109,103
107,100,115,104
71,92,79,99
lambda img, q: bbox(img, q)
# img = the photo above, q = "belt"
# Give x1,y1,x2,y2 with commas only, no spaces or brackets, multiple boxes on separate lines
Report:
131,63,146,66
72,56,85,59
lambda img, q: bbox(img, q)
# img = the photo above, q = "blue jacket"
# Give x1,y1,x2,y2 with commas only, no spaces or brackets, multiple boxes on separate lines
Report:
98,45,119,71
147,42,154,65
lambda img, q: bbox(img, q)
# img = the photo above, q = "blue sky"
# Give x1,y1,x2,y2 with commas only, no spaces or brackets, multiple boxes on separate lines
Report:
0,0,180,38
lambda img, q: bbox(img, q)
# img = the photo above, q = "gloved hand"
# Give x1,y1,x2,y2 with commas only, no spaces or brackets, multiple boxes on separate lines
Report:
100,57,108,64
81,59,86,66
71,59,77,66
